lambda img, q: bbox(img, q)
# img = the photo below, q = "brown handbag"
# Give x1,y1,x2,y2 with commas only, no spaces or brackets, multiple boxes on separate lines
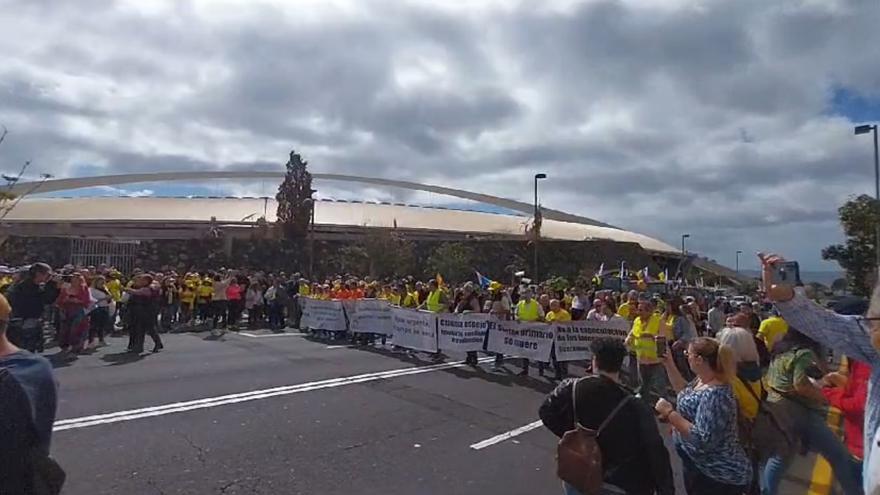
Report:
556,378,632,495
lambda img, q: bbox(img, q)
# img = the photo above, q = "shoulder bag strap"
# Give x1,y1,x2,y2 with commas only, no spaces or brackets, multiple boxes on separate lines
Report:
571,377,583,428
596,394,632,436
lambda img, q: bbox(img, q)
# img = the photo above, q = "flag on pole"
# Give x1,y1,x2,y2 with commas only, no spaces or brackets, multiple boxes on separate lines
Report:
658,269,668,283
475,271,493,289
642,267,650,282
619,261,626,280
596,262,605,278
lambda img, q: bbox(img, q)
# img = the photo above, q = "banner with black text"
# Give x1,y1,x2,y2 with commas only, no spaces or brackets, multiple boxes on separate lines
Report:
437,313,489,353
486,320,554,362
391,308,438,353
300,298,347,331
554,318,630,362
349,299,393,335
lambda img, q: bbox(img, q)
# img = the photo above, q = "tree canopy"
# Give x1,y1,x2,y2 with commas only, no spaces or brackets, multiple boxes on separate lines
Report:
275,151,314,241
822,194,879,296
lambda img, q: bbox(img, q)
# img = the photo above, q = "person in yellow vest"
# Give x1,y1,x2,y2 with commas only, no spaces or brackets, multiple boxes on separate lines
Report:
616,290,639,321
515,288,545,376
758,309,789,352
624,299,670,403
421,280,447,313
386,285,402,306
402,284,420,308
179,282,196,326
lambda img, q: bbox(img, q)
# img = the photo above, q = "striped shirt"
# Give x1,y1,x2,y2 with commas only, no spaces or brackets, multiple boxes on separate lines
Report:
776,291,879,494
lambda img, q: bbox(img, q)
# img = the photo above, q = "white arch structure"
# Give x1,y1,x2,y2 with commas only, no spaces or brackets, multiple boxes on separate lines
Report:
8,171,616,229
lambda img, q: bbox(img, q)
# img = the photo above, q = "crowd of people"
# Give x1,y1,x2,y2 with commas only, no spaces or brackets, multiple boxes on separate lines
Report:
0,254,877,494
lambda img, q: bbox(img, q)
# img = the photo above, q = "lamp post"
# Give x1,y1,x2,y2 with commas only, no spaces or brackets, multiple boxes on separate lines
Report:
736,250,742,275
681,233,690,257
304,191,317,279
533,173,547,282
855,123,880,274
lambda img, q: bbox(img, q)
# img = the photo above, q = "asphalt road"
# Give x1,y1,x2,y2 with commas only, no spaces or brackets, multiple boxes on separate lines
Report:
46,329,821,495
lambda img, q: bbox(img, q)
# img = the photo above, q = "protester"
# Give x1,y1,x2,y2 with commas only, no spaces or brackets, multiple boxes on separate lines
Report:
823,358,870,461
624,300,669,404
126,274,163,354
56,273,92,355
0,292,61,494
757,309,789,353
88,275,112,348
707,298,725,337
539,338,674,495
655,337,752,494
761,252,879,495
515,288,544,376
760,329,863,495
456,282,482,366
6,263,59,352
616,290,638,321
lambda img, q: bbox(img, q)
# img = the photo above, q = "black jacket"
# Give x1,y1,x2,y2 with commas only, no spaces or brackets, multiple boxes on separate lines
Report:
8,280,59,320
539,375,675,495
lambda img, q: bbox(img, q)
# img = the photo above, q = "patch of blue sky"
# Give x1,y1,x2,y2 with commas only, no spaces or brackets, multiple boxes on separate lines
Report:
829,87,880,123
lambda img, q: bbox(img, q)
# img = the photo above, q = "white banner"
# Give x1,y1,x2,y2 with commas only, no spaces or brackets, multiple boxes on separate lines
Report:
437,313,489,353
486,320,554,362
300,298,347,331
391,307,438,353
349,299,393,335
554,318,630,362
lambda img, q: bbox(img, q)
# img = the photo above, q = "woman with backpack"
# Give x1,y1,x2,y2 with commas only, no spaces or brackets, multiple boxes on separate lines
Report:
760,329,863,495
654,337,751,494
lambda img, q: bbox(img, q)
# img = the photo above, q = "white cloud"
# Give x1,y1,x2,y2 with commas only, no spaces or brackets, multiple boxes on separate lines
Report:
1,0,879,269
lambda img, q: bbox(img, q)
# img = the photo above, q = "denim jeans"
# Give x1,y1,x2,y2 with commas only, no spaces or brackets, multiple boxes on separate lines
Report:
761,404,863,495
637,363,670,405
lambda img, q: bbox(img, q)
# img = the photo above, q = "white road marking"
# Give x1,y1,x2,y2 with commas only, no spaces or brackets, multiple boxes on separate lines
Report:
469,420,545,450
55,357,494,432
324,345,349,349
237,332,307,338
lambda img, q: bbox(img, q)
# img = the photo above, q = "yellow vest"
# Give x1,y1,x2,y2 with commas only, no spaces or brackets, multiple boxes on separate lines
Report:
516,299,541,322
631,314,662,361
388,293,401,305
426,289,444,312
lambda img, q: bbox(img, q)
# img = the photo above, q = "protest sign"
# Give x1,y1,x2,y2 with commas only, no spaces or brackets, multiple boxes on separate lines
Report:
391,307,438,353
349,299,393,335
437,313,489,353
554,318,630,362
300,298,347,331
486,320,554,361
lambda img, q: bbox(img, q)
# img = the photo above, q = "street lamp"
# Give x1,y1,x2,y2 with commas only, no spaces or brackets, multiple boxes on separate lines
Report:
736,250,742,275
855,123,880,273
681,233,690,257
304,191,317,279
533,173,548,282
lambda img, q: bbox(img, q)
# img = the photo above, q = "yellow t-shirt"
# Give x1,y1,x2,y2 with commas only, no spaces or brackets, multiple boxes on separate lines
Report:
546,309,572,322
758,316,789,352
617,302,633,320
105,279,123,302
732,377,762,421
198,285,214,302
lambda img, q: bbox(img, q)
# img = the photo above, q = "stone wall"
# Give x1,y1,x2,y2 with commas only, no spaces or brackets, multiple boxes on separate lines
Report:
0,235,667,282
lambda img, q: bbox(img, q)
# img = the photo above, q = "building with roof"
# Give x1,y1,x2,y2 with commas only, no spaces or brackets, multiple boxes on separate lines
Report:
0,172,728,281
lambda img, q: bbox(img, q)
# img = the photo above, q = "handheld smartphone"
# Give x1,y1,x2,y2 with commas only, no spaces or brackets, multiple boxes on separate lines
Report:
771,261,801,286
655,335,667,358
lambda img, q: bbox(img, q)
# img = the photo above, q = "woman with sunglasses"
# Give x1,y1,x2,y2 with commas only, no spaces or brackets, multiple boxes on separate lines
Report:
760,252,878,495
654,337,751,494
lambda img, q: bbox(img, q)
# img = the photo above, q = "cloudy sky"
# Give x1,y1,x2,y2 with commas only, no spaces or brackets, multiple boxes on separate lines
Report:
2,0,880,271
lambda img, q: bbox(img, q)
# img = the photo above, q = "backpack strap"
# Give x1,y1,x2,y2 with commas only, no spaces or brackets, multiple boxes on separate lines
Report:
572,376,633,434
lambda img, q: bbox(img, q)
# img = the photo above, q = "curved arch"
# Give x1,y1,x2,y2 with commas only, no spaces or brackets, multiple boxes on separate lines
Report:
9,171,617,228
